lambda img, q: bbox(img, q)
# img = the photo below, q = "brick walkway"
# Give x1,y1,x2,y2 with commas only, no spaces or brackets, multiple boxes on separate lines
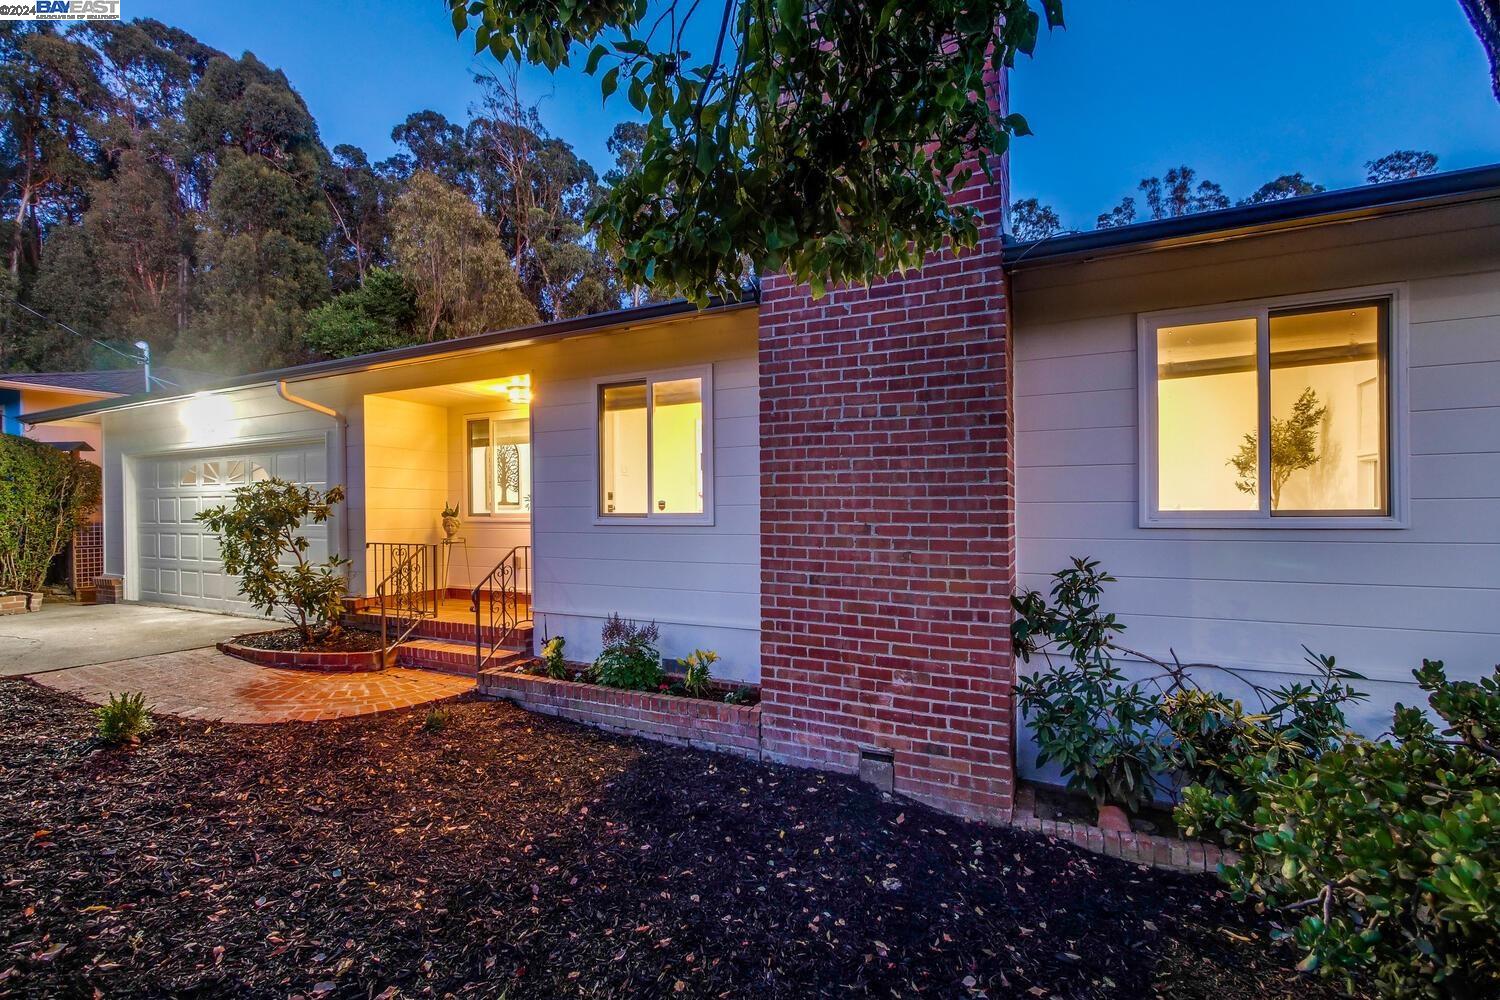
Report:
30,647,472,724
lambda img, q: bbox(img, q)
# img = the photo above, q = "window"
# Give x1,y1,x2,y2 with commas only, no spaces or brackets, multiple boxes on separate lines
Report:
597,369,710,520
467,415,531,516
1141,292,1397,525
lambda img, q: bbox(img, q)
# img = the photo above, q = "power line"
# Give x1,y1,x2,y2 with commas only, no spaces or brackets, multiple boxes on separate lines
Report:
7,301,179,390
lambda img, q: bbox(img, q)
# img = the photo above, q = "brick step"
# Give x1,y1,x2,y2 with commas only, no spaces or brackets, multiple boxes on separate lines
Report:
396,638,530,677
342,610,533,649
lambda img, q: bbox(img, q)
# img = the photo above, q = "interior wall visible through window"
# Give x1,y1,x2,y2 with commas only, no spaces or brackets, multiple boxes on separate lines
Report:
1149,298,1390,519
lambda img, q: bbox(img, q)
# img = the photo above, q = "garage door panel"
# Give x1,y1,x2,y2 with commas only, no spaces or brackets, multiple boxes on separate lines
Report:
136,441,327,614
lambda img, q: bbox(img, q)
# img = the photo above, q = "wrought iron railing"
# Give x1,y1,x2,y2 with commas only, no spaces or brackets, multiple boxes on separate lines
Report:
368,542,439,663
472,545,532,672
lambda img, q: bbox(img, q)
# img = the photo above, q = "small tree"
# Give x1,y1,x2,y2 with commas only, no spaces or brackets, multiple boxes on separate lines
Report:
0,436,102,593
196,479,349,644
1230,386,1326,509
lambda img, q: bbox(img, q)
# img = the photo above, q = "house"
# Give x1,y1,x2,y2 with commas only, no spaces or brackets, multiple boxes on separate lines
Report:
2,367,205,601
25,75,1500,824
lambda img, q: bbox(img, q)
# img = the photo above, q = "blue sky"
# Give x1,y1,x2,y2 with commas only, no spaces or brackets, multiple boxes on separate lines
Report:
131,0,1500,231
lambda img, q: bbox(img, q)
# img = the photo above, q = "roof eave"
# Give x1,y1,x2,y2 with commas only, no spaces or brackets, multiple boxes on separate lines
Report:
1004,164,1500,270
24,295,758,425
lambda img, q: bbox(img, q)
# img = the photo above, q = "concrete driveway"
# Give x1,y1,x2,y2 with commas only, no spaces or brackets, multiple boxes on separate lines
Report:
0,602,268,676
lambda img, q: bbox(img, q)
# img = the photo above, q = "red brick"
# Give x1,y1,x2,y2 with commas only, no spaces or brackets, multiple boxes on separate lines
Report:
758,69,1015,823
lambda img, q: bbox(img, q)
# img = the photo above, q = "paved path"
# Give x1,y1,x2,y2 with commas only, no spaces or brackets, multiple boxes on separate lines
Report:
0,602,263,676
30,647,473,723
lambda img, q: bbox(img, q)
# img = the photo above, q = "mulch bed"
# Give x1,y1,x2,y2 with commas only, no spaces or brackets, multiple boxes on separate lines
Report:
0,679,1354,999
232,628,385,654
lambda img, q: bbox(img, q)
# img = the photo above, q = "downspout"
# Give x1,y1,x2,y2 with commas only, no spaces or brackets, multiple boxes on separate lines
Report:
276,380,353,587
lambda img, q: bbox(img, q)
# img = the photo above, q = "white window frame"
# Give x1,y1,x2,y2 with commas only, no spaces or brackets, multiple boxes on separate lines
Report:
1137,283,1409,530
592,364,715,526
465,411,532,522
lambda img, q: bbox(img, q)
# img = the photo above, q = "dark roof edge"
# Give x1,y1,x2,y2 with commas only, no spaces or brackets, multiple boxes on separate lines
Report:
25,294,757,425
1004,164,1500,268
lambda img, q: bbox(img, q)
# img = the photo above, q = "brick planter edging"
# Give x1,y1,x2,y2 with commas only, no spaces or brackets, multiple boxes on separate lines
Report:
1011,786,1239,874
477,670,762,760
217,638,390,673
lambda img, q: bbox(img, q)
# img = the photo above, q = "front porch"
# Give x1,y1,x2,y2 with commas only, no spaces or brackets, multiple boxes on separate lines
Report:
351,371,539,676
343,584,535,676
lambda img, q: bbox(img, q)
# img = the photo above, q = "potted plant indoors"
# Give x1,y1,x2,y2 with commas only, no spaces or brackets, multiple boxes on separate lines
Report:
441,502,461,538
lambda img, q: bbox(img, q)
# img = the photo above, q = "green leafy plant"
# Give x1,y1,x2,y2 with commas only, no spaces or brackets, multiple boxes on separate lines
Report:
196,479,350,645
94,691,152,746
423,706,452,732
446,0,1062,303
592,613,664,691
1161,648,1365,808
1012,559,1169,814
679,649,719,698
1230,386,1327,508
724,687,756,706
1177,660,1500,998
0,435,102,593
1013,558,1365,821
441,501,459,519
539,635,569,680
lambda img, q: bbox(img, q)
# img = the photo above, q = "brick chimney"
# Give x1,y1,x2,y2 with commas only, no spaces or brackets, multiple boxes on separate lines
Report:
756,69,1016,822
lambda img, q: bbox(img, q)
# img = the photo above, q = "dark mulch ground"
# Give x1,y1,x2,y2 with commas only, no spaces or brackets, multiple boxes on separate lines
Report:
0,679,1351,1000
233,628,385,653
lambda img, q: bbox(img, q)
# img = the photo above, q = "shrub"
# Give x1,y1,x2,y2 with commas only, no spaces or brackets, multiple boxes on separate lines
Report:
592,613,663,691
724,687,755,706
196,479,350,644
1014,558,1365,819
423,706,451,732
539,635,568,679
94,691,151,745
1015,655,1169,814
0,435,102,593
1012,558,1169,813
1161,649,1365,808
1177,661,1500,998
680,649,719,698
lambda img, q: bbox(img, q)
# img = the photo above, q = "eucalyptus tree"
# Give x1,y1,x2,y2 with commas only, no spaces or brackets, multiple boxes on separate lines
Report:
447,0,1063,302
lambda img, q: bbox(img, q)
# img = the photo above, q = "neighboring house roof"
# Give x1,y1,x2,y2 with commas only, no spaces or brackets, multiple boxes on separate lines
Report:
43,440,95,454
1004,163,1500,268
24,296,759,425
0,367,212,396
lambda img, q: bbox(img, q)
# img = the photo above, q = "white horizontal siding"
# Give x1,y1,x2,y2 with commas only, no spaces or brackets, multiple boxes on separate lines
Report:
1012,205,1500,783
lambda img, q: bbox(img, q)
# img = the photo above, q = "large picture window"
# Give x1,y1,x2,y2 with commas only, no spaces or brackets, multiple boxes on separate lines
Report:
468,415,531,516
597,369,711,521
1141,292,1398,526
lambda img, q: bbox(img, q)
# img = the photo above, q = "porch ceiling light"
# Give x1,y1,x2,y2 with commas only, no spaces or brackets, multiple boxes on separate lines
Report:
483,374,532,405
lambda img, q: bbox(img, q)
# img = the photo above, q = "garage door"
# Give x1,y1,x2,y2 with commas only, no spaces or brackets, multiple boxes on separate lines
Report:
135,442,328,614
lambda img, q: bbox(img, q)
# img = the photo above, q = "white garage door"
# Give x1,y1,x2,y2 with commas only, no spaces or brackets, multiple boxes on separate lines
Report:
135,442,328,614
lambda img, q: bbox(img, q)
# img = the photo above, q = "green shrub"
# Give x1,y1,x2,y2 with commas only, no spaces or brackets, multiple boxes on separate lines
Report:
94,692,152,745
1161,649,1365,808
680,648,719,698
1012,558,1169,813
724,687,755,706
1015,654,1168,814
592,613,663,691
196,479,350,644
1014,558,1367,819
423,706,451,732
1177,660,1500,998
0,435,102,593
539,635,569,679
